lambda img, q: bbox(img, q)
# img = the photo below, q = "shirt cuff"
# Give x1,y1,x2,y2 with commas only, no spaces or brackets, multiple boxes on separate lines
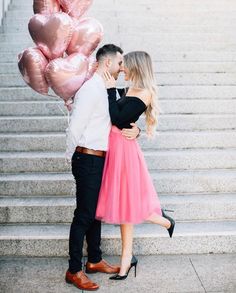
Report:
107,88,117,100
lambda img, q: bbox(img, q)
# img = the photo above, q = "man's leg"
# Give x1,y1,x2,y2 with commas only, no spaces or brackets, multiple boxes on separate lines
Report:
84,155,105,263
68,152,104,273
86,218,102,263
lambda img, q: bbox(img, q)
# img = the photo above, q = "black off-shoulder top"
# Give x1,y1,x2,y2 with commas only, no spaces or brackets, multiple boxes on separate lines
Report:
107,88,147,129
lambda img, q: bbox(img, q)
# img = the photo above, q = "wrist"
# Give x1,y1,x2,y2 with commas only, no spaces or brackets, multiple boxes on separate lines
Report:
137,127,141,138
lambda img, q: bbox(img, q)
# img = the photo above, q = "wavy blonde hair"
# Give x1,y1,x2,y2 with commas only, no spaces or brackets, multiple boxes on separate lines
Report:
124,51,159,137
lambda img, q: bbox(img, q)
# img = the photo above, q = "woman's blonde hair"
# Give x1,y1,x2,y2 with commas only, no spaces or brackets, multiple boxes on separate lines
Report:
124,51,159,137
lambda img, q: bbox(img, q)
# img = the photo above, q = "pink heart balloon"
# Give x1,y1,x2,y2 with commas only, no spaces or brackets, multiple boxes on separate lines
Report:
28,13,73,60
85,55,97,80
67,17,103,57
45,53,88,101
59,0,93,19
33,0,60,14
18,47,49,95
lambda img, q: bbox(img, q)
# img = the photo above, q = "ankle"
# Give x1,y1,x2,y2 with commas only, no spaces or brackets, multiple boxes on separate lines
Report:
121,254,132,260
167,220,171,229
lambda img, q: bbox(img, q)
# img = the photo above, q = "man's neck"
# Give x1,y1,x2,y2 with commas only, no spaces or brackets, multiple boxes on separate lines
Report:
96,66,106,77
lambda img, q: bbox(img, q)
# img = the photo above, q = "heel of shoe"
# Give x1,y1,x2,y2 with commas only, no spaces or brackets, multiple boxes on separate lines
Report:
131,256,138,278
85,268,97,274
65,277,73,284
162,209,175,238
134,263,137,277
162,208,174,213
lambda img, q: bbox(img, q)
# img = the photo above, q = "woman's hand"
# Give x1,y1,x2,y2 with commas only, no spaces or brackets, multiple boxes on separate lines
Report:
103,71,116,89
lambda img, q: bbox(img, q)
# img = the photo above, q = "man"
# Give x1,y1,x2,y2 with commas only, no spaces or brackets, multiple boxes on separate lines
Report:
65,44,140,291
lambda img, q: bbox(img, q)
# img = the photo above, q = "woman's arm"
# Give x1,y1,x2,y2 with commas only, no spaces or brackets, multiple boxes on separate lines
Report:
107,88,143,127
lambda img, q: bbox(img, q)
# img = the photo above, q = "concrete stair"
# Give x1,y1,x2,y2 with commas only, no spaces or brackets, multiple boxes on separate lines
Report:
1,221,236,257
0,0,236,258
1,114,236,132
1,150,236,173
1,194,236,223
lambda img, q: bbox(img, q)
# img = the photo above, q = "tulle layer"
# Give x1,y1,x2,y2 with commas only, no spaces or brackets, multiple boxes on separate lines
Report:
96,126,162,224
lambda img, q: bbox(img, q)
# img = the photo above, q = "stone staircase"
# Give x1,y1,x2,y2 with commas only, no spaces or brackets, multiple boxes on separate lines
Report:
0,0,236,258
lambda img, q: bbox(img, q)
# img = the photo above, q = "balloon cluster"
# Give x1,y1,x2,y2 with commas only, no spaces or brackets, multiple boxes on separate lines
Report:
18,0,103,103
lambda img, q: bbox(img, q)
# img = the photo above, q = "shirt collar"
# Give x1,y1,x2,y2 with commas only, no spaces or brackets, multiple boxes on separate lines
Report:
93,72,104,84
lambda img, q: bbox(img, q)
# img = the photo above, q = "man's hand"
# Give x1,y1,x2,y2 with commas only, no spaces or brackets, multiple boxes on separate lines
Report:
64,98,74,112
121,123,141,140
103,71,116,89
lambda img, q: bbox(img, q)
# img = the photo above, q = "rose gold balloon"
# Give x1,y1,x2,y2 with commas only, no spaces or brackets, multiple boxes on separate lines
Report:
28,13,73,60
67,17,103,57
86,55,97,80
18,47,49,95
33,0,60,14
59,0,93,19
45,53,88,101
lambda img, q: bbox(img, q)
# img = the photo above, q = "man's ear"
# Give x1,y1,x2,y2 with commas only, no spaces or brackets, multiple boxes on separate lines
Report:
105,57,112,68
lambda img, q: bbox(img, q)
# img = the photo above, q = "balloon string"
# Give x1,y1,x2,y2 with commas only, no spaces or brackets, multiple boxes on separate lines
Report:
57,103,67,117
45,94,71,126
67,110,70,126
46,94,58,98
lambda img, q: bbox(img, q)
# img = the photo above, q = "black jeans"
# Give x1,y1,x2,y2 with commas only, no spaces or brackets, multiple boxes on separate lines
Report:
68,151,105,273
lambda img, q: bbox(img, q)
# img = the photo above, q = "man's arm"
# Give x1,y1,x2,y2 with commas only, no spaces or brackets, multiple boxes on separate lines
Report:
65,84,97,159
121,123,141,140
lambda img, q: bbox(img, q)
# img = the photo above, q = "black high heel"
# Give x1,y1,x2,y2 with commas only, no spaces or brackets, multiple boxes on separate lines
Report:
162,209,175,238
109,256,138,280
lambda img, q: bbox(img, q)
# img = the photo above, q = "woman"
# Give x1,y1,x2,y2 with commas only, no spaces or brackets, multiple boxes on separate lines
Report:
96,51,175,280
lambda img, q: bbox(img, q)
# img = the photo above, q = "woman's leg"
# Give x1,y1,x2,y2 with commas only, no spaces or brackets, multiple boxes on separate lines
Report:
119,224,134,276
147,212,171,228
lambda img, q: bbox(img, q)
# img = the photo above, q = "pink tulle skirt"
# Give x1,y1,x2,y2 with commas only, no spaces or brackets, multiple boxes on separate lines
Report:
95,126,162,224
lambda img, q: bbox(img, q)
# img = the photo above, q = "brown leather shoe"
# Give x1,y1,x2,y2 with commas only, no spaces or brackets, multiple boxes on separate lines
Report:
86,259,120,274
65,270,99,291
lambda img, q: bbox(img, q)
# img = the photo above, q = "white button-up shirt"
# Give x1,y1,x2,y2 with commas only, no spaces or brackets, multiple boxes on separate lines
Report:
65,73,111,159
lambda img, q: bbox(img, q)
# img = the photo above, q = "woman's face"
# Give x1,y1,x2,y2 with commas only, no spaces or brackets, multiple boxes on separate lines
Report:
123,65,130,81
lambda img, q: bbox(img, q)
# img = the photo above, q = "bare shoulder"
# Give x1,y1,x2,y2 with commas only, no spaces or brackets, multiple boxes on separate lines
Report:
137,89,151,106
128,88,151,106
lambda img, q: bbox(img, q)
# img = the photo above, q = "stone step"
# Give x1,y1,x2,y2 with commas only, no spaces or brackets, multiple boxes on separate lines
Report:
0,254,235,293
1,149,236,173
0,43,31,53
1,37,235,51
158,85,236,99
0,87,52,101
2,27,236,45
5,9,114,20
4,16,236,30
5,16,236,27
8,2,236,13
1,73,236,87
1,61,236,74
0,221,235,256
1,25,235,37
4,13,236,25
0,34,31,42
0,114,235,133
1,193,235,224
0,169,236,196
0,63,17,74
4,27,236,50
1,99,236,116
1,130,235,152
0,85,235,101
1,49,236,62
9,0,236,6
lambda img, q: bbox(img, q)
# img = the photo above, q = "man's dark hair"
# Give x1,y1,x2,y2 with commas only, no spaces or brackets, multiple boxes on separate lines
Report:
96,44,123,62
